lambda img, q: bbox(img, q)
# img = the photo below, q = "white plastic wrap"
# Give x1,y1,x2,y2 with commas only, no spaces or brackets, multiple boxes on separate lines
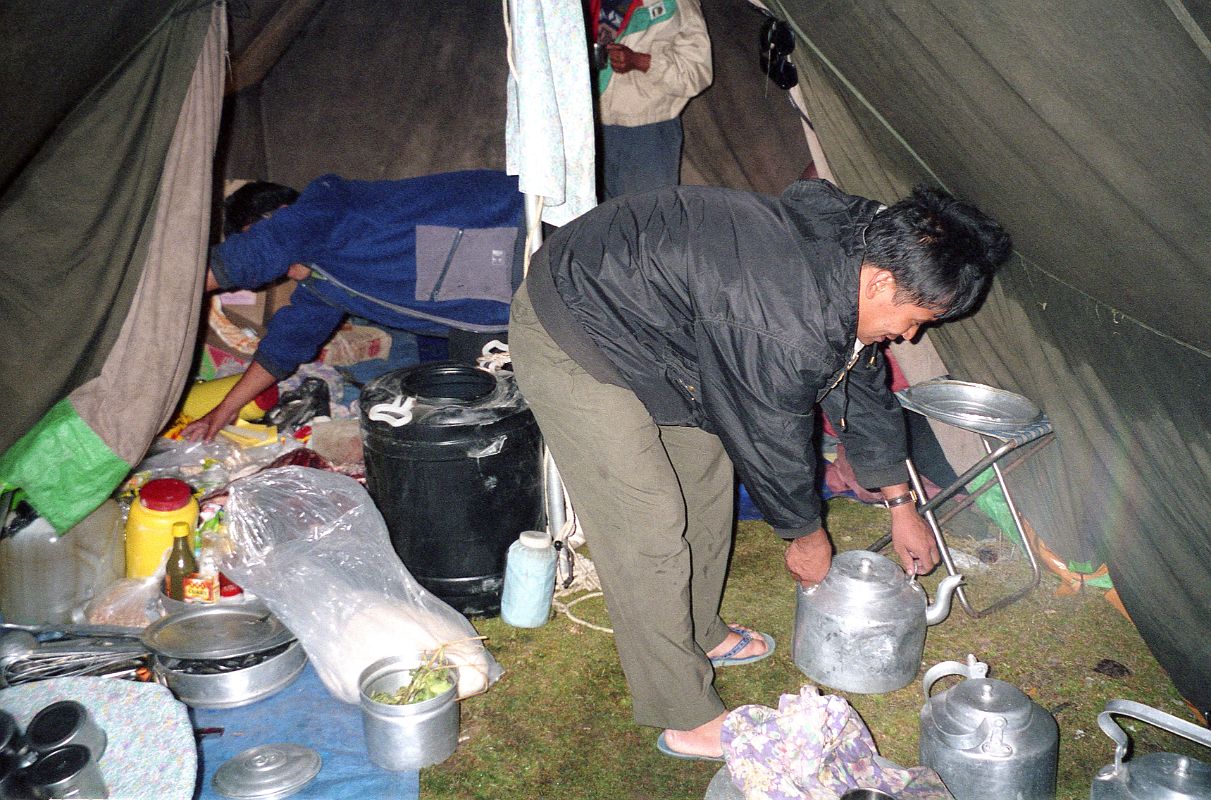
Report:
218,466,503,703
126,437,302,497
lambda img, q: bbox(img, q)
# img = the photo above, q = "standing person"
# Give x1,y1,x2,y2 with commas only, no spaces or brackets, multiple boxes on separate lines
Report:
507,179,1011,759
591,0,712,199
183,170,524,441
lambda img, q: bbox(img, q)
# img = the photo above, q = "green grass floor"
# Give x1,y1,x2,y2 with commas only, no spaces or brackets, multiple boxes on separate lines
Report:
421,499,1202,799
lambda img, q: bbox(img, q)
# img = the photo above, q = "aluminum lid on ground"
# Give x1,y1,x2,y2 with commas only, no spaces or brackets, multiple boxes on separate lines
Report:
141,606,294,661
212,743,321,800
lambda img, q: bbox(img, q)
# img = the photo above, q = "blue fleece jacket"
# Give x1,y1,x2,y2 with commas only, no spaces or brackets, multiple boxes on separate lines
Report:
210,170,523,379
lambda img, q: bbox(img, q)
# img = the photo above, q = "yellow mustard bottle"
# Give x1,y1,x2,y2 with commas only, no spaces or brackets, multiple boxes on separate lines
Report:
124,478,198,578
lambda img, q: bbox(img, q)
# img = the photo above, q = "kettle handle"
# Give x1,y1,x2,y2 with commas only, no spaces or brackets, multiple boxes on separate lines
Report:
922,653,989,697
1098,699,1211,771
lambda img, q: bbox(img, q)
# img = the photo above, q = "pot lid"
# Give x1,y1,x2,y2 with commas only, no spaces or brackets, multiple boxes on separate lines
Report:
212,743,321,800
1122,751,1211,798
934,677,1038,732
825,550,912,598
141,606,294,660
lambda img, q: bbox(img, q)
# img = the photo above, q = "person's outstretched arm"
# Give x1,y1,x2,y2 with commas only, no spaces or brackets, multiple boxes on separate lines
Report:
181,361,277,442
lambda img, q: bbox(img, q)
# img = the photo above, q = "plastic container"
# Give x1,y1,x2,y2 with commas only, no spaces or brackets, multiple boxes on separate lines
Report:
500,530,556,628
360,362,545,617
124,479,198,578
0,500,125,625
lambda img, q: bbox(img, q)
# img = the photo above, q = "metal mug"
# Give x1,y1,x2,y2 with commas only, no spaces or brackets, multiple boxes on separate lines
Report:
840,790,900,800
25,702,105,763
22,745,107,799
0,711,33,776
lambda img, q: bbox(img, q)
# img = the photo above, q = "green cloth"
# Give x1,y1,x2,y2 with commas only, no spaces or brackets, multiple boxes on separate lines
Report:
0,399,129,532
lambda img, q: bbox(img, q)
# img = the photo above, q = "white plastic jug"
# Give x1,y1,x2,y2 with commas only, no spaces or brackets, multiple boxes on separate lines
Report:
0,500,125,624
500,530,556,628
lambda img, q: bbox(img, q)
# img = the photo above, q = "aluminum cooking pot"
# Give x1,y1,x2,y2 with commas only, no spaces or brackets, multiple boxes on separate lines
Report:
792,550,963,693
1090,699,1211,800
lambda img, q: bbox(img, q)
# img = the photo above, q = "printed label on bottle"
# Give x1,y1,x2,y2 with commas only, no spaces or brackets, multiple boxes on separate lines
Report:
182,574,220,603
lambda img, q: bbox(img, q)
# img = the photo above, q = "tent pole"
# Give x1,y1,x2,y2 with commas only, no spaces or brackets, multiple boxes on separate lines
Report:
521,192,567,541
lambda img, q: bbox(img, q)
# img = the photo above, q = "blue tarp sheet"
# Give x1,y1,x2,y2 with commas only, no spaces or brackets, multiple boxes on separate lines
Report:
193,662,419,800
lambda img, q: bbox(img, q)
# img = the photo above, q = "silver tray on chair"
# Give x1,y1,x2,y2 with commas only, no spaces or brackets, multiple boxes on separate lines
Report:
896,379,1044,435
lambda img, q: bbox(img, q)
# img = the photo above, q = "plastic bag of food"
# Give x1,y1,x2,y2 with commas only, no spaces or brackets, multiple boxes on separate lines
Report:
218,466,502,703
84,547,169,628
123,437,302,499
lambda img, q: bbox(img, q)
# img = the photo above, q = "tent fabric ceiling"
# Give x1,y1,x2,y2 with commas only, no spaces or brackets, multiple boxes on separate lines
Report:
0,0,177,192
768,0,1211,711
773,0,1211,351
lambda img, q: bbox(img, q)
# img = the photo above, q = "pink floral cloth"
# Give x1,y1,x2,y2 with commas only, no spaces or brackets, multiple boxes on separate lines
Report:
721,685,952,800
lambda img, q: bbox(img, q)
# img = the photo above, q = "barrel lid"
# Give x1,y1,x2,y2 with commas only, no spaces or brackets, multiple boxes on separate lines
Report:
139,478,194,511
519,530,552,549
212,743,321,800
360,361,532,438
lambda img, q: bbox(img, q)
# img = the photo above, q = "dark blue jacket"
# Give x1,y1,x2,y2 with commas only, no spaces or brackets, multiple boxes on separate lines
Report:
210,170,523,379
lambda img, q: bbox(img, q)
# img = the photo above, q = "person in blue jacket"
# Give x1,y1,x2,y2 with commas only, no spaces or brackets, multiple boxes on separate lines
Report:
183,170,524,441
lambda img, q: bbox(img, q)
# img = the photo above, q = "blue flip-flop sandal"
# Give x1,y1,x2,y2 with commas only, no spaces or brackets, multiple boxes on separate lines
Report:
709,626,775,668
655,731,725,762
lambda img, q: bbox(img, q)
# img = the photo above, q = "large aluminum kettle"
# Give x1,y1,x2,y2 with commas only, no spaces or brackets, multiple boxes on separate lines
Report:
919,655,1057,800
1090,699,1211,800
792,549,962,693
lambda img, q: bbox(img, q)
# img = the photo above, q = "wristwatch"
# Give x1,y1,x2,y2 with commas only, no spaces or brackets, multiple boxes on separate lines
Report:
879,490,918,509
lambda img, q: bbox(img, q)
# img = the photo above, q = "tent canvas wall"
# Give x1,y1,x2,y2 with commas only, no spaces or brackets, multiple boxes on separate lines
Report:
0,0,224,530
763,0,1211,714
2,0,1208,718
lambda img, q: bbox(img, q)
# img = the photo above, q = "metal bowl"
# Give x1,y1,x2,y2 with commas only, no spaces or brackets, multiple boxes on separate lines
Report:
896,380,1043,434
153,640,306,709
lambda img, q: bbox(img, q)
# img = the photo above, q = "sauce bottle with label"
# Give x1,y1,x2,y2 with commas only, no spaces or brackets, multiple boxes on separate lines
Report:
164,522,198,601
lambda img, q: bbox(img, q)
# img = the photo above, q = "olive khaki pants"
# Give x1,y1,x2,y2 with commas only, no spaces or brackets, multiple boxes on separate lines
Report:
509,282,734,730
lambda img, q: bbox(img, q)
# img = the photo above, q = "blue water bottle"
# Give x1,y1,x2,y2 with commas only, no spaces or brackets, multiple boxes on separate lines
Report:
500,530,557,628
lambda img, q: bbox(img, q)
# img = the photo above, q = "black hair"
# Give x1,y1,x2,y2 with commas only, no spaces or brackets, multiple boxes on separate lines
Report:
223,182,300,236
864,185,1012,320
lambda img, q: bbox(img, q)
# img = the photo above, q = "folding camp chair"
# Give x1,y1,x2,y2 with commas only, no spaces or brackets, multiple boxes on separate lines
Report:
869,379,1054,618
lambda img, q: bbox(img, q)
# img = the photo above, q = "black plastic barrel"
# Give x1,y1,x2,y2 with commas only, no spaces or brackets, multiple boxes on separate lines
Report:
360,362,545,617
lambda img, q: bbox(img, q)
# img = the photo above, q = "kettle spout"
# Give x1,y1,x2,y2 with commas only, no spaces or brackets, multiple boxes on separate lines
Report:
925,574,964,626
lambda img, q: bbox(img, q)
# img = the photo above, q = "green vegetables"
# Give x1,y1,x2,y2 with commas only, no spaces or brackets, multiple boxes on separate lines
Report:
370,663,454,705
